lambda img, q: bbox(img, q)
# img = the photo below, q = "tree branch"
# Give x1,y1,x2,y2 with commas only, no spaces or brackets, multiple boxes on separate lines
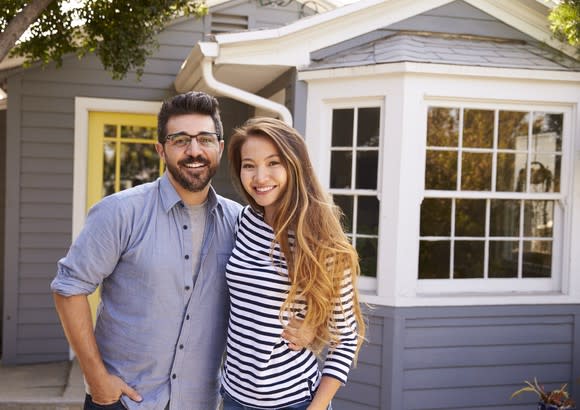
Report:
0,0,55,64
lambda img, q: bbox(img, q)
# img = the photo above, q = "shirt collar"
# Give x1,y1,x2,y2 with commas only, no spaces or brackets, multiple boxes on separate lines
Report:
159,172,221,214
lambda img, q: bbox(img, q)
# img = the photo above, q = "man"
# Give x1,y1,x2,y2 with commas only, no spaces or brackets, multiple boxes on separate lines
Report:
51,92,307,410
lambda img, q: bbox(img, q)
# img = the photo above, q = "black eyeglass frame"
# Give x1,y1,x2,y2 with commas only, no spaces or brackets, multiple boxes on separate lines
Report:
164,131,222,145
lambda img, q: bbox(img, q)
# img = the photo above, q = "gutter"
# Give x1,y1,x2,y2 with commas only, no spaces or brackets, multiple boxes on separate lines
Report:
175,42,293,125
200,56,293,126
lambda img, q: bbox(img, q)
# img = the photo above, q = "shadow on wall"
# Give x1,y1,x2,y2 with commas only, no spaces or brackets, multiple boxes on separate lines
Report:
213,98,252,204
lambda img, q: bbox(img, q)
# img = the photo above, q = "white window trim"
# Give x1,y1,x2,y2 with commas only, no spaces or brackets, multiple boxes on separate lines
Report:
308,98,385,293
73,97,161,241
416,99,573,295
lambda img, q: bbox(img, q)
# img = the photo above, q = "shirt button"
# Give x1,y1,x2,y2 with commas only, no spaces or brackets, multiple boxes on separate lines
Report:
179,344,184,350
183,225,188,230
186,315,190,320
172,374,176,379
185,255,190,260
185,286,191,291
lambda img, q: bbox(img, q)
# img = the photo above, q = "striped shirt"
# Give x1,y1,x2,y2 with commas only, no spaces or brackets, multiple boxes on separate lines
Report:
221,206,359,408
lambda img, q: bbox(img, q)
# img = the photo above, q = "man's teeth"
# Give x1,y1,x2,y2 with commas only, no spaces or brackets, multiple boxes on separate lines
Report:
185,162,204,168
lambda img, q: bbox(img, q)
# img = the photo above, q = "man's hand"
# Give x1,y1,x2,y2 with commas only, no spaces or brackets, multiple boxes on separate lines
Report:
282,317,316,351
88,373,142,405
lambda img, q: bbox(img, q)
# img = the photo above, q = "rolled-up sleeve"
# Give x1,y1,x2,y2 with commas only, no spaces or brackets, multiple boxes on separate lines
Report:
51,195,128,296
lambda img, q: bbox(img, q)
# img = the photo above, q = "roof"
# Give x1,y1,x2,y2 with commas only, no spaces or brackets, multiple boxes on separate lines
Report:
307,31,580,71
175,0,578,95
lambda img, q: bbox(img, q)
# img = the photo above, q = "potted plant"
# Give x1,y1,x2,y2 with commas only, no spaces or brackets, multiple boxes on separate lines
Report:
511,378,576,410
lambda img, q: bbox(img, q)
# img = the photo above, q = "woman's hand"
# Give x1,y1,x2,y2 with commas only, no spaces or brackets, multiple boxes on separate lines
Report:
282,317,315,350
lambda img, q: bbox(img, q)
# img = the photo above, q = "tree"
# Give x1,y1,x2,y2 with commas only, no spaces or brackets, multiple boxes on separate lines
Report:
0,0,207,79
549,0,580,52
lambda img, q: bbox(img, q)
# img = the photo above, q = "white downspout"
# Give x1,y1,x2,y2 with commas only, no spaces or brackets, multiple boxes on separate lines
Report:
200,57,293,126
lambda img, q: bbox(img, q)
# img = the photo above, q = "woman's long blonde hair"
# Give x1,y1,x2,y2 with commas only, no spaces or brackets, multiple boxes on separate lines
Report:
228,117,366,358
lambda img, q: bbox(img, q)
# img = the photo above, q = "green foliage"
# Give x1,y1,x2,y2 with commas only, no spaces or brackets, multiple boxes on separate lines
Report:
0,0,208,79
549,0,580,51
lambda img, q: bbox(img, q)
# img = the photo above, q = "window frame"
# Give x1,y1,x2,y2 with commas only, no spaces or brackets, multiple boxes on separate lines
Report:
73,97,161,241
417,99,574,296
319,99,385,293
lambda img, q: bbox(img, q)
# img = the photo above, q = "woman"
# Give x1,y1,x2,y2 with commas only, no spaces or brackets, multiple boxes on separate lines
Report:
221,117,366,410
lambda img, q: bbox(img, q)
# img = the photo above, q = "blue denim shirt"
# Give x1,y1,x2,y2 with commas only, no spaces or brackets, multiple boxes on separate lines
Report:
51,173,241,410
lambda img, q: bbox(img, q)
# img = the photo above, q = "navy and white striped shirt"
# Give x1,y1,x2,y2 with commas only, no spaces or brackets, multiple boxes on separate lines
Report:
221,206,359,408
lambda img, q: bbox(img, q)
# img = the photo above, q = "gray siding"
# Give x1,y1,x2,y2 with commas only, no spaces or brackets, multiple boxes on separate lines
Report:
332,305,580,410
2,0,309,364
389,0,533,41
0,108,5,357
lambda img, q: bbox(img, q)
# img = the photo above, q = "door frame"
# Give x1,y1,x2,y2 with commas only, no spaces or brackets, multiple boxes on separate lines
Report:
72,97,161,359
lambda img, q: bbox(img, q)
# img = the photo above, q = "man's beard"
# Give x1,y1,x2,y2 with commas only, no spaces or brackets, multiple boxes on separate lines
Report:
166,156,218,192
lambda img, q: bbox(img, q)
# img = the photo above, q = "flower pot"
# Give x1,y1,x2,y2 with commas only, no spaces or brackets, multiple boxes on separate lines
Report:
538,402,576,410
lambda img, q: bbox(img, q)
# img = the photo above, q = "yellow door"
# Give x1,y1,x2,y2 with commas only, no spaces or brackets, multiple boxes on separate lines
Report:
86,112,163,320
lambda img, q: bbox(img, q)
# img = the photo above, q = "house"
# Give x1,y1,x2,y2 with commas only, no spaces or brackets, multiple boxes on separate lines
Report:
2,0,580,409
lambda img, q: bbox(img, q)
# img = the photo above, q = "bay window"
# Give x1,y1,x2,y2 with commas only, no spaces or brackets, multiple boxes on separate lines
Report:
419,105,565,291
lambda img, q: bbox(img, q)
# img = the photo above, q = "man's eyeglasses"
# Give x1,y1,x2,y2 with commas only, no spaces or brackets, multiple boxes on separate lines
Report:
165,131,221,149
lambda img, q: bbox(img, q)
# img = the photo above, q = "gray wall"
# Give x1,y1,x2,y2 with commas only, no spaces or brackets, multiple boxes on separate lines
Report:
0,108,5,358
334,304,580,410
389,0,535,40
1,0,311,365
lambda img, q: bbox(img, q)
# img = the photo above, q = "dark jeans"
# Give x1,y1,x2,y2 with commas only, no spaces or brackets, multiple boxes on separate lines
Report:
84,394,126,410
221,388,332,410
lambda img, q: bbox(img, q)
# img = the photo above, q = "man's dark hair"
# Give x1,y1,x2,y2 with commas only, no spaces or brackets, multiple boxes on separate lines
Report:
157,91,223,144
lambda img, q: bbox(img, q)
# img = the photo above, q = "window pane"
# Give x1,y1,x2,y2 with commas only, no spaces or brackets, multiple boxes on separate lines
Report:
120,143,160,190
490,199,520,237
427,107,459,147
524,200,554,237
333,195,353,234
356,238,377,277
455,199,485,237
103,142,116,197
488,240,518,278
330,151,352,189
532,112,563,152
463,109,494,148
425,150,457,190
498,111,528,150
104,124,116,138
420,198,451,236
454,240,484,278
332,109,354,147
357,107,380,147
419,241,450,279
530,155,560,193
121,125,156,140
522,240,552,278
356,151,378,189
357,196,379,235
497,152,527,192
461,152,492,191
